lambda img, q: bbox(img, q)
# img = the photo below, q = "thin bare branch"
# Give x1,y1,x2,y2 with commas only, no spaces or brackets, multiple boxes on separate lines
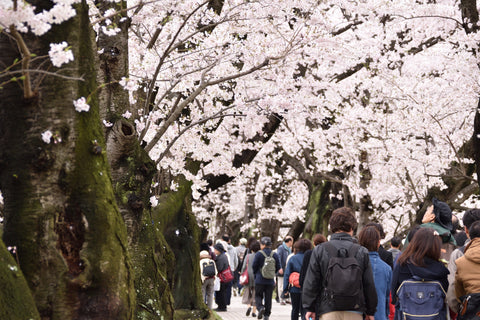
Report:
0,69,84,81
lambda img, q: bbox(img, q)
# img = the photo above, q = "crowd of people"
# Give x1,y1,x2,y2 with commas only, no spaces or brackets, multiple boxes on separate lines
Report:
199,198,480,320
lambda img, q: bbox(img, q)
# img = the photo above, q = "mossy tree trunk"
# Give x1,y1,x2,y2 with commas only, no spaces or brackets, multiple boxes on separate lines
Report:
0,0,134,318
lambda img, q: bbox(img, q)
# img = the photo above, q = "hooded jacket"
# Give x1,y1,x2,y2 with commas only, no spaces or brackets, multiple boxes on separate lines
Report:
455,237,480,299
302,233,378,316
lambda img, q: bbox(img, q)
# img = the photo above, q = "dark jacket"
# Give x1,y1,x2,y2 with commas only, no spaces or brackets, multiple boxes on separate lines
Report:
215,251,230,273
299,249,313,287
252,248,281,285
391,257,449,306
378,245,394,269
283,252,305,294
302,233,377,316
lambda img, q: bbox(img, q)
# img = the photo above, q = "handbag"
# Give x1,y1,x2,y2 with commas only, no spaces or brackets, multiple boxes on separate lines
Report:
239,256,249,286
218,268,234,283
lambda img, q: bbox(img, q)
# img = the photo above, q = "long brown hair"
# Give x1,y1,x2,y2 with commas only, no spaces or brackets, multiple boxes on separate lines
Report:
396,228,441,267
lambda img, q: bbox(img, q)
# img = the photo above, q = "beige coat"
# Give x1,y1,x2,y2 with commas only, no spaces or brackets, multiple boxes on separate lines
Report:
455,238,480,300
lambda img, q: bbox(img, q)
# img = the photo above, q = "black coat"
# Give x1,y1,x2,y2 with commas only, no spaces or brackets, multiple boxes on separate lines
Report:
302,233,378,316
379,245,394,269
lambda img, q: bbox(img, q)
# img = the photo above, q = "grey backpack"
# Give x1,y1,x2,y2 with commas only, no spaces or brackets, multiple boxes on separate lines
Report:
260,250,276,279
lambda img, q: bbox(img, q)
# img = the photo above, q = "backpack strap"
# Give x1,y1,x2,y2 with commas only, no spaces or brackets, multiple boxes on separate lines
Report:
406,264,423,281
323,242,339,258
260,250,267,258
324,241,360,259
347,243,361,258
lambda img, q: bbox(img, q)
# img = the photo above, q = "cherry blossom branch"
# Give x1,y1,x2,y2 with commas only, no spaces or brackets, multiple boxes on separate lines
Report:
9,26,34,98
143,0,210,114
429,113,466,175
391,14,463,28
155,105,242,164
145,58,271,152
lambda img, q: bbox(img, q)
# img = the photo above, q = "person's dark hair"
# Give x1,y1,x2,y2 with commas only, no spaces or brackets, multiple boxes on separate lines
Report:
390,236,402,248
200,242,210,252
407,225,421,242
250,240,260,253
312,234,327,246
468,221,480,240
285,236,294,243
222,234,230,242
329,207,358,233
358,226,380,252
365,222,386,239
246,236,256,250
206,239,213,246
463,209,480,230
397,228,441,267
294,238,312,253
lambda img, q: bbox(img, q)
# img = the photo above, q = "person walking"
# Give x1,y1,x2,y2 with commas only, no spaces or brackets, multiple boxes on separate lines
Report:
299,234,327,288
446,208,480,315
236,237,248,294
214,242,230,312
283,238,312,320
276,235,293,305
222,234,238,305
242,240,260,318
387,236,402,263
199,250,217,309
406,198,456,262
365,222,393,269
252,236,281,320
454,220,480,318
302,207,377,320
359,226,392,320
391,227,449,320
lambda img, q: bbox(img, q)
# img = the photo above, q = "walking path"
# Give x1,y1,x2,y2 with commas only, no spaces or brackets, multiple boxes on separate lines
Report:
218,293,292,320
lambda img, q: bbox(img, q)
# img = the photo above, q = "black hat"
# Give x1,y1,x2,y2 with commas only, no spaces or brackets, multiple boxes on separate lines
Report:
432,198,453,231
260,236,272,247
214,242,225,252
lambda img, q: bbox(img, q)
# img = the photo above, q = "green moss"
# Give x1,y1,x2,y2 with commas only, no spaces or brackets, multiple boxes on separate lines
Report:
0,239,40,319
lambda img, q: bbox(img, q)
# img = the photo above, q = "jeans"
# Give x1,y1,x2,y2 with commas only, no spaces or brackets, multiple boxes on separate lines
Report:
290,291,304,320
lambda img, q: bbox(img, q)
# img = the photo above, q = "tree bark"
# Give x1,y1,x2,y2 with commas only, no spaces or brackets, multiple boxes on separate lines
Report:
0,1,134,318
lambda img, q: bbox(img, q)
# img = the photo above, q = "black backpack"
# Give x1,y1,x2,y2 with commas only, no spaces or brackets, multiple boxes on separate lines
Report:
202,260,216,277
458,293,480,320
323,242,364,311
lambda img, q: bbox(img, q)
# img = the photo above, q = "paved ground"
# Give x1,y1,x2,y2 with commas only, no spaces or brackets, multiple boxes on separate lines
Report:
217,292,292,320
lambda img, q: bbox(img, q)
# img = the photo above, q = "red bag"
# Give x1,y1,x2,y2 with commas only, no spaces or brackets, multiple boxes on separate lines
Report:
289,272,301,288
239,269,249,285
218,268,234,283
239,256,250,285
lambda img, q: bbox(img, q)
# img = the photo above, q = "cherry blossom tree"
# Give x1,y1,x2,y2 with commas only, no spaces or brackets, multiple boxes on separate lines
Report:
195,0,480,242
